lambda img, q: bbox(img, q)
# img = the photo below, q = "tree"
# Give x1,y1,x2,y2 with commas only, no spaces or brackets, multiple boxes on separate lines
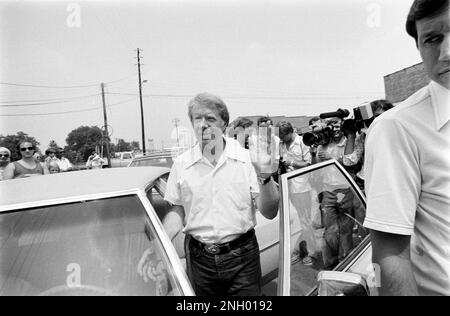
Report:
48,140,61,150
130,141,140,151
0,131,40,161
66,126,110,161
116,138,131,152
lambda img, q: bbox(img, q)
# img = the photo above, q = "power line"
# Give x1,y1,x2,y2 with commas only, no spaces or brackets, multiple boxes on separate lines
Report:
0,93,102,107
0,74,137,90
0,97,135,117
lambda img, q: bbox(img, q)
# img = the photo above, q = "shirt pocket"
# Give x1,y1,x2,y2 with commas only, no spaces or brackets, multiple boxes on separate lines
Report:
180,179,209,215
221,180,252,211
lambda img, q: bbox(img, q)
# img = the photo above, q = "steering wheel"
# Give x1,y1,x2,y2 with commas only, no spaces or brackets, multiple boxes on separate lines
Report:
39,284,115,296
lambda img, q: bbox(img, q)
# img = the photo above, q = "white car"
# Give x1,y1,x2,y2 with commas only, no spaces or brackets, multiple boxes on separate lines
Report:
0,160,376,296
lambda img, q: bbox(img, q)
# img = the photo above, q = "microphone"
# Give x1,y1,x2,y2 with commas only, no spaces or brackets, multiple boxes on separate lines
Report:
319,108,350,119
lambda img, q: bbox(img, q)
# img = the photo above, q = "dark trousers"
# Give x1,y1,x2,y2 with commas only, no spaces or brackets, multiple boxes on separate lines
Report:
320,189,355,269
184,233,262,296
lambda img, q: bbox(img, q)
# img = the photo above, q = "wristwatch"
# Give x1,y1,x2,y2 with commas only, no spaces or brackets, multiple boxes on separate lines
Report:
257,176,271,185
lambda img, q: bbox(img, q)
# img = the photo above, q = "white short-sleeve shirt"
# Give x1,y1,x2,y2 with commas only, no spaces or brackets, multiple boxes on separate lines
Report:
364,81,450,296
164,137,260,244
279,133,311,193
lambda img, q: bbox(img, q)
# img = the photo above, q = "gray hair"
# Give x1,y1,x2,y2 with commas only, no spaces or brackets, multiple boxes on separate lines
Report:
187,92,230,126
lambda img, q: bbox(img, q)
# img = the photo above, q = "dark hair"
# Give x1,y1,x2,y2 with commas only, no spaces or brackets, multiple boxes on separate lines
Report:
233,117,254,129
308,116,321,126
45,148,56,155
188,92,229,126
276,120,294,138
16,140,36,156
257,116,273,126
370,99,394,113
406,0,449,44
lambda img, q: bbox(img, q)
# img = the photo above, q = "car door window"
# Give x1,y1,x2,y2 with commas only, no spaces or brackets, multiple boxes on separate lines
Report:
147,178,185,260
279,160,368,296
0,195,183,296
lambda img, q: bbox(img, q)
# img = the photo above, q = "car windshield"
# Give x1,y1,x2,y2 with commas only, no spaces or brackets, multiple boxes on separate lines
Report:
0,195,182,296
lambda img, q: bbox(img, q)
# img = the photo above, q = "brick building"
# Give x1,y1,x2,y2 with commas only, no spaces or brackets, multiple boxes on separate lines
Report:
384,62,430,104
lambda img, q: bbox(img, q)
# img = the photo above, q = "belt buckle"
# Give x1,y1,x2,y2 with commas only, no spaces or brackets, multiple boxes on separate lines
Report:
204,244,220,254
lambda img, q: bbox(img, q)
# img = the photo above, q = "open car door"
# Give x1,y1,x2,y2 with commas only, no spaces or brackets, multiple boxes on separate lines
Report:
278,159,379,296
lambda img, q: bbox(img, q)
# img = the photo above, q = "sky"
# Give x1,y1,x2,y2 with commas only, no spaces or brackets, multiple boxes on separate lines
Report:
0,0,423,152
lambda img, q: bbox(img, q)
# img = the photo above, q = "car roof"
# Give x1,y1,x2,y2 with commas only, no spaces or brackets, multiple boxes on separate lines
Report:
0,167,170,211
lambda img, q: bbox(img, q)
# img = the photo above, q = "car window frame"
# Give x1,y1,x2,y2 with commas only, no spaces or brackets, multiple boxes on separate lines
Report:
142,175,195,296
277,159,369,296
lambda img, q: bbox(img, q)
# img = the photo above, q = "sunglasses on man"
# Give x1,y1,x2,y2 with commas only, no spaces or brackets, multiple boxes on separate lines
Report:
0,154,10,158
20,147,34,151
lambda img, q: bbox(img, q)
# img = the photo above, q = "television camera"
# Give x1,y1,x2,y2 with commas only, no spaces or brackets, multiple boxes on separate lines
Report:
302,103,376,147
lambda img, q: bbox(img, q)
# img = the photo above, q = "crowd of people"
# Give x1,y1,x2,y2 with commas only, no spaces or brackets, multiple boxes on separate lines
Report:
0,143,75,180
0,144,112,180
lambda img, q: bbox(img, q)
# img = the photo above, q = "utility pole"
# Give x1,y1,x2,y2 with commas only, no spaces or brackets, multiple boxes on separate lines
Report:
136,48,146,155
101,82,111,167
173,118,180,147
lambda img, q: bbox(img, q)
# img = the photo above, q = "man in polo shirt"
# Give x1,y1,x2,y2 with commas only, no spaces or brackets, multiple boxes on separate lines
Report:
142,93,279,296
364,0,449,296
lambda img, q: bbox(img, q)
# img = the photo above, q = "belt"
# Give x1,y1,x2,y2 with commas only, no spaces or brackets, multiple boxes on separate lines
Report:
190,229,255,255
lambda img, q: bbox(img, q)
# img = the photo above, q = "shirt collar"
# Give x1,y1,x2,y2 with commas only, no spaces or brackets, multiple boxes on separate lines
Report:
182,136,247,169
429,81,450,131
285,134,301,150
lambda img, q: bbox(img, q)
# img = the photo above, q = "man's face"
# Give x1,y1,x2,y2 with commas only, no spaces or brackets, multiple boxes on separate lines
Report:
20,142,35,158
191,103,226,147
325,118,343,140
416,7,450,89
280,132,293,144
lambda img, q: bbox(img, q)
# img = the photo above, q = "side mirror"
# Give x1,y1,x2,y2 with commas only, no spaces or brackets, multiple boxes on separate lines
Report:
317,271,369,296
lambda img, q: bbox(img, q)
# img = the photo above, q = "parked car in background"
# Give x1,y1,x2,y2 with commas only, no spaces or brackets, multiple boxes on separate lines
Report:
109,151,135,168
128,150,180,168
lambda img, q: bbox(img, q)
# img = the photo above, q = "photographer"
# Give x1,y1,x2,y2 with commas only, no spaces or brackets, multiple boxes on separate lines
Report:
311,117,346,165
86,151,105,170
303,114,359,269
342,100,394,192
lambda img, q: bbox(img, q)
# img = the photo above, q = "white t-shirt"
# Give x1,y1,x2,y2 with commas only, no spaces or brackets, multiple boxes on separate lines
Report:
164,137,259,244
364,81,450,296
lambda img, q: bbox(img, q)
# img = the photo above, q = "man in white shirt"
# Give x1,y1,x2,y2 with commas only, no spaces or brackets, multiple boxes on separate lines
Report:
364,0,450,296
138,93,279,296
277,121,317,265
57,150,73,172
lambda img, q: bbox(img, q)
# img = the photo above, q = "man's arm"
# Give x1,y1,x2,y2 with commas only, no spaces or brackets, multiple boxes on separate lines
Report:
162,205,185,241
370,229,419,296
288,155,310,169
